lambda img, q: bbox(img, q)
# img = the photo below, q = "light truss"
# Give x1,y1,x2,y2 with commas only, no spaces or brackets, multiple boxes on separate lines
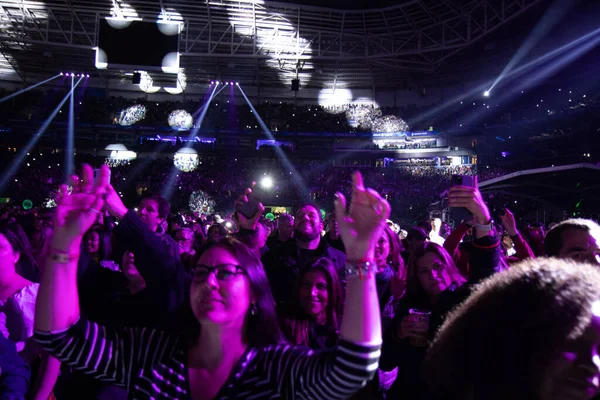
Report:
0,0,542,88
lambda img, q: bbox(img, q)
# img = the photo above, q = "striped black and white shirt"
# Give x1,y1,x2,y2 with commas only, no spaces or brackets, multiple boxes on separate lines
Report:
35,317,380,399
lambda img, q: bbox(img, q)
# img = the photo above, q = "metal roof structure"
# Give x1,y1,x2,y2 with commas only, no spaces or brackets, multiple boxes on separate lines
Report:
479,163,600,213
0,0,542,89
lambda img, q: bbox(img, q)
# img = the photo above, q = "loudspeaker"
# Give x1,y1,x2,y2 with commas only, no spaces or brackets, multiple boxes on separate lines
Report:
291,79,300,91
132,72,141,84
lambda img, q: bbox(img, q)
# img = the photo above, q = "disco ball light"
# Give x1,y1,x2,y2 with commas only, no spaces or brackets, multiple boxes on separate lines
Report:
118,105,146,126
168,109,193,131
174,147,199,172
345,105,382,130
371,115,410,133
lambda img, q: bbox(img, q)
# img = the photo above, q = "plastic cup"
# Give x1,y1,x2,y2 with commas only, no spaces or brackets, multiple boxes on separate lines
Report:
408,308,431,347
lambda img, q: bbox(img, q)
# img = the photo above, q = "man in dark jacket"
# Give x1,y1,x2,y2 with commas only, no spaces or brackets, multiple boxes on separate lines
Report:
261,203,346,311
79,189,187,330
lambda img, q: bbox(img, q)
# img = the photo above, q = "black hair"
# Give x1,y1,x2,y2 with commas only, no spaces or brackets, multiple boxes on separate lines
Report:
142,195,171,220
544,218,600,257
425,258,600,400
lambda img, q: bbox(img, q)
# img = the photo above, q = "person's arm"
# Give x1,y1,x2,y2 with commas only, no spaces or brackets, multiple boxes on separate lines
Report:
443,222,470,256
29,354,60,400
335,171,387,346
511,233,535,261
103,184,181,283
269,339,381,399
112,210,182,281
32,165,162,387
500,208,535,261
274,171,388,399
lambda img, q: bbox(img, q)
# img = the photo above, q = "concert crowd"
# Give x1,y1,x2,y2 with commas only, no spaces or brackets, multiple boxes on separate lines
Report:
0,148,599,400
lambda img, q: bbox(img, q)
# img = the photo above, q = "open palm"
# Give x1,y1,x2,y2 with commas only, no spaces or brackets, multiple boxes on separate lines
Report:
335,171,391,261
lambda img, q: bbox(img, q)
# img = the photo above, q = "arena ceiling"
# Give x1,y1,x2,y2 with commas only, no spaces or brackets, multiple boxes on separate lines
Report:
0,0,543,89
479,163,600,214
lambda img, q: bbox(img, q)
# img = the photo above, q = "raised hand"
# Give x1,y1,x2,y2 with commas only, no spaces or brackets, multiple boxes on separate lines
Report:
499,208,518,236
52,164,110,253
448,176,491,225
233,187,265,231
104,183,128,219
334,171,391,261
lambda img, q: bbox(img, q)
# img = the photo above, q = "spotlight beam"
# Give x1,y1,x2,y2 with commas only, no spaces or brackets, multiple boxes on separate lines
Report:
236,85,308,196
66,74,75,179
408,26,600,127
459,32,600,129
161,84,220,200
0,74,62,104
0,76,83,196
488,0,574,93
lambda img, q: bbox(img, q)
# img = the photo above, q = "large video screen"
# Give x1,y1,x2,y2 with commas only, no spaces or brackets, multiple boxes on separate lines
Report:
96,19,181,72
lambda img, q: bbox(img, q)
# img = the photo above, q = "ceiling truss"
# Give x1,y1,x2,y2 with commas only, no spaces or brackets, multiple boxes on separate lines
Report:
0,0,542,88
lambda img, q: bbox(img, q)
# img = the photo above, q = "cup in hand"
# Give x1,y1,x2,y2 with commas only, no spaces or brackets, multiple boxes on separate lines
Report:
408,308,431,347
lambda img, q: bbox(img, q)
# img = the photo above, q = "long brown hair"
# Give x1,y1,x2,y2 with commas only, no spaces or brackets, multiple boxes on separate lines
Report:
187,237,287,347
284,257,344,347
406,242,466,302
382,224,405,275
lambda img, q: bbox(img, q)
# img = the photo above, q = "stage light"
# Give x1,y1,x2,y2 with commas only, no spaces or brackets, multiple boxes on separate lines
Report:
236,82,239,85
216,81,220,85
230,82,233,85
86,74,90,78
211,81,214,85
261,176,273,189
483,91,490,97
60,72,64,76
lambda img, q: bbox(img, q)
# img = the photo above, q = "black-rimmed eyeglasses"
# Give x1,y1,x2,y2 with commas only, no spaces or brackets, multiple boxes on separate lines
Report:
193,264,246,282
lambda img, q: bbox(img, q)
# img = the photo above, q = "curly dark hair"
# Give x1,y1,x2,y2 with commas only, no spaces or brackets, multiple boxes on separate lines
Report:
424,258,600,400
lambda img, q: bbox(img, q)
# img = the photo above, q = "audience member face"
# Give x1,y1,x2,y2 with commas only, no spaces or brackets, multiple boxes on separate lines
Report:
175,230,194,254
559,228,600,265
190,247,251,327
328,217,340,240
170,221,180,233
85,231,100,255
257,224,269,250
538,314,600,400
375,232,391,268
137,199,163,231
299,269,329,319
278,219,294,241
294,206,323,243
416,251,452,300
208,227,224,242
0,233,19,270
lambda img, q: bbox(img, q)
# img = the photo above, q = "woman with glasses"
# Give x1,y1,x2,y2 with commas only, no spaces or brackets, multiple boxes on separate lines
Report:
34,165,388,399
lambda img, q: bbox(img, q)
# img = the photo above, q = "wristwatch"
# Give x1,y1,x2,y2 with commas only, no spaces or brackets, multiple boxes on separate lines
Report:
474,220,494,232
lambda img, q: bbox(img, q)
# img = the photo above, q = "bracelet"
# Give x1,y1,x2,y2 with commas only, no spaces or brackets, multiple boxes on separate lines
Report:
474,220,494,232
49,250,80,264
345,260,377,280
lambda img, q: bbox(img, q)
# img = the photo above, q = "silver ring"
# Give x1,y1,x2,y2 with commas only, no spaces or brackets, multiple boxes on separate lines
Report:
90,208,101,214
